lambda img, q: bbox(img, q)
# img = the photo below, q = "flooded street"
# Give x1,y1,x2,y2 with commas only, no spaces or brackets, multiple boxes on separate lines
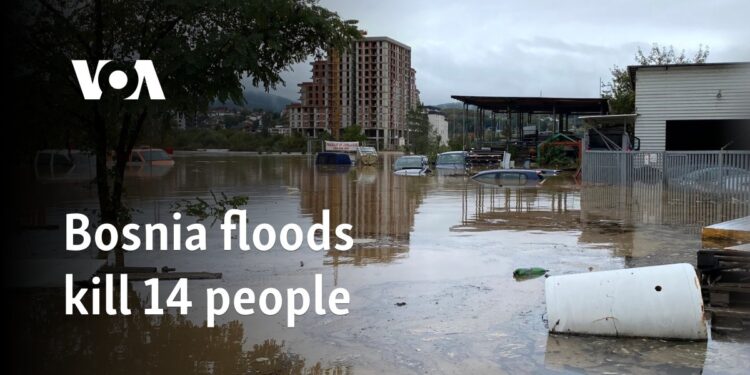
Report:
13,153,750,374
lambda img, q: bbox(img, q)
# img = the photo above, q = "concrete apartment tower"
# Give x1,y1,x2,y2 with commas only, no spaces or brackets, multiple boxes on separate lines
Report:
286,36,420,150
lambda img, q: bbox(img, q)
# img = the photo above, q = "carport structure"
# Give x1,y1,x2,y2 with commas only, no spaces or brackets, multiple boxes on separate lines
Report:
450,96,608,151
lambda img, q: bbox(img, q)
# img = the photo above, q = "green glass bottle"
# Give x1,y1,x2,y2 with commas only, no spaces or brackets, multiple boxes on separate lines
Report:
513,267,548,281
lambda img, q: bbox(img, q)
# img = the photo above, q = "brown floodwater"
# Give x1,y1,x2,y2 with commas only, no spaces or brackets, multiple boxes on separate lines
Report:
10,152,750,374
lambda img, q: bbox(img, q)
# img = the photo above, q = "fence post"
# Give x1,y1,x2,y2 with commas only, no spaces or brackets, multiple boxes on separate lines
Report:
581,132,589,182
718,149,724,218
621,132,630,185
718,149,724,182
661,152,668,190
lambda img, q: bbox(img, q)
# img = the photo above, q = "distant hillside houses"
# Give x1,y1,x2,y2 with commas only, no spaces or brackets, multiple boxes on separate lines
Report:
181,107,278,133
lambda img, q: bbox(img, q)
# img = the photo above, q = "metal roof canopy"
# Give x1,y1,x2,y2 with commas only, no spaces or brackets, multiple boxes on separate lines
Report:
579,114,637,128
450,95,608,114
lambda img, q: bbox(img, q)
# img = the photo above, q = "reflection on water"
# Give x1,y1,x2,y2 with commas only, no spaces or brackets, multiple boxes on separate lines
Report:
455,183,580,232
544,334,707,374
12,153,750,374
581,183,750,232
457,176,750,266
13,288,349,375
295,155,428,266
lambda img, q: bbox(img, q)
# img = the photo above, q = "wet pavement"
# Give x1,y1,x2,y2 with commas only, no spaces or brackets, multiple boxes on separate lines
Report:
11,153,750,374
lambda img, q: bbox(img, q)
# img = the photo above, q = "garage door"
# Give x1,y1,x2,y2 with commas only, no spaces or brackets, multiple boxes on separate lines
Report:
666,120,750,150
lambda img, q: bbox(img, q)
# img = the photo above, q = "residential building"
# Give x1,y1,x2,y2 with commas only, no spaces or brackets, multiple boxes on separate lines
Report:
268,125,291,136
286,36,420,149
175,112,186,130
630,62,750,151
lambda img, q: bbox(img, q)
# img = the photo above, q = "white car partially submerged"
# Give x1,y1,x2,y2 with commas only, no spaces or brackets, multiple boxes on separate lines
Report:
357,146,378,166
393,155,431,176
34,149,96,182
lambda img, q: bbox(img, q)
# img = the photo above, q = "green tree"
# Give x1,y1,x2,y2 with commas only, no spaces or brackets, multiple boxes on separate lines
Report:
11,0,359,266
340,124,367,142
222,115,244,129
407,106,437,155
539,144,570,168
603,44,709,114
635,44,709,65
279,131,307,152
448,137,464,151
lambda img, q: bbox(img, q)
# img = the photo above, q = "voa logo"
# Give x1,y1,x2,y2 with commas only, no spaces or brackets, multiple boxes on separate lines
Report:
71,60,165,100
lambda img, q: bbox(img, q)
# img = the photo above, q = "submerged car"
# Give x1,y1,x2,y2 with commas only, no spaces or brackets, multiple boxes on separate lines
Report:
316,152,353,165
537,169,561,177
434,151,470,177
471,169,544,186
436,151,468,169
357,146,378,166
675,167,750,194
128,147,175,166
34,149,97,182
393,155,430,176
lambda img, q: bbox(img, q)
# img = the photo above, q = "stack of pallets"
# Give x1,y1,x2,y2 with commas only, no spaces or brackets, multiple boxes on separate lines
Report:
696,246,750,331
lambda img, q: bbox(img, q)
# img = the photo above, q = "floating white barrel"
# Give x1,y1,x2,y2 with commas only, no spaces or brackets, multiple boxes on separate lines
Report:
545,263,707,340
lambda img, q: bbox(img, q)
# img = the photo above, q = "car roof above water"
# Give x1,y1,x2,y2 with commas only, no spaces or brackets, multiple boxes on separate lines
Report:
394,155,427,162
473,169,541,177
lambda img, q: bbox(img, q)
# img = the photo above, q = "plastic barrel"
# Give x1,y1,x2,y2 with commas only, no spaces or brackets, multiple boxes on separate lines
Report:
545,263,707,340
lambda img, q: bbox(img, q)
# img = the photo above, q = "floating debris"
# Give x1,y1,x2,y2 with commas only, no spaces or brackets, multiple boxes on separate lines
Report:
546,263,707,340
513,267,548,281
353,238,378,244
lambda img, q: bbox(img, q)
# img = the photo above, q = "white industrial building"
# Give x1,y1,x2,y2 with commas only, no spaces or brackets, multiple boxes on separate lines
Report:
424,106,449,146
630,62,750,151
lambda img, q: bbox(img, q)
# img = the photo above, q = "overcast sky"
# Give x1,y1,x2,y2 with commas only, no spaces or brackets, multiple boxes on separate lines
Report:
265,0,750,105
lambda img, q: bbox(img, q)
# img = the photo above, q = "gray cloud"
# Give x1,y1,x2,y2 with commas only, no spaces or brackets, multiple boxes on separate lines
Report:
259,0,750,105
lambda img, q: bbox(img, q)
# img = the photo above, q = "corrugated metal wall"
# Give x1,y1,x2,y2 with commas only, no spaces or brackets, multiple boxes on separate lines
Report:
634,64,750,151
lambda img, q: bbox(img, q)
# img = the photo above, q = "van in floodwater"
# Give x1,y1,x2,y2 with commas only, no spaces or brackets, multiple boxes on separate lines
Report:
316,152,353,165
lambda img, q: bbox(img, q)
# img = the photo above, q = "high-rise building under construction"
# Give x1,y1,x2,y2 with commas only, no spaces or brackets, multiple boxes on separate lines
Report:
285,36,420,150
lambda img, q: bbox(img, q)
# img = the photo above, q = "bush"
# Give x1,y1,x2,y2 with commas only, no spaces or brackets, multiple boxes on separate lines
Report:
228,131,256,150
539,144,575,168
448,138,464,151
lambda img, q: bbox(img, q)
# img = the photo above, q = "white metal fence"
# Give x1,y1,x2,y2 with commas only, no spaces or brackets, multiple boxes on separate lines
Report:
581,151,750,203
